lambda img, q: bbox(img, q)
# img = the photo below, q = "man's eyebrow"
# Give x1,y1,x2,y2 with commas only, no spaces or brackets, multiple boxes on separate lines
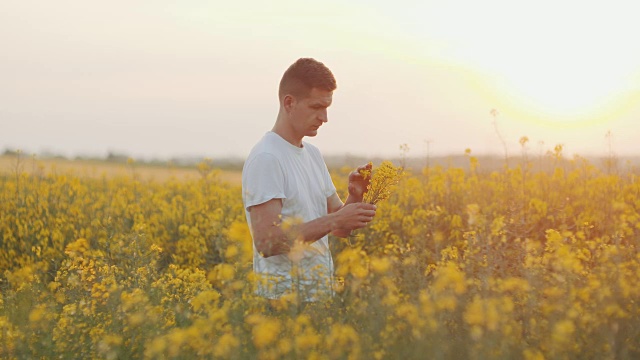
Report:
311,100,332,107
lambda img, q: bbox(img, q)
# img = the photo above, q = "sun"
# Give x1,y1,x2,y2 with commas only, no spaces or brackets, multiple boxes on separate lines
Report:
479,55,638,127
399,0,640,128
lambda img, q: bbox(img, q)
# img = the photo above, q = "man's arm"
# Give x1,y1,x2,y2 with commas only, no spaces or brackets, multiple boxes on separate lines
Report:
250,198,376,257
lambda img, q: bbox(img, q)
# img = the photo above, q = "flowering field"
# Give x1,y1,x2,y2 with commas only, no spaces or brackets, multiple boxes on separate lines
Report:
2,153,640,359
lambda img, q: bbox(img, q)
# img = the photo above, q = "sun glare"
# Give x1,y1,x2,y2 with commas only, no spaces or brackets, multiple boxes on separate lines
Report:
481,56,637,127
472,5,638,127
395,0,640,128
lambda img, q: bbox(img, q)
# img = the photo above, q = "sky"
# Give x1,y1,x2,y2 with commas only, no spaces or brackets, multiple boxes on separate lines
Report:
2,0,640,160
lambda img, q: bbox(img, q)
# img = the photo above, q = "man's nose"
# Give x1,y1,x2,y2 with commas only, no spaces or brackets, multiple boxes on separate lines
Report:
319,109,328,122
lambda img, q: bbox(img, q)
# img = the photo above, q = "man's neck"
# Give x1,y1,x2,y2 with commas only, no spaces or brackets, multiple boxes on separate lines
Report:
272,114,303,148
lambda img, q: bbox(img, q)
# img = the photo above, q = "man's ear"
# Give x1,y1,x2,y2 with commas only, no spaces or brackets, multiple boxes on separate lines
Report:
283,95,295,113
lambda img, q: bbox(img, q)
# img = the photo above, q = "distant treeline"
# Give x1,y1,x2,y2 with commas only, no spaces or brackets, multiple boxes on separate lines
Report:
325,154,640,175
3,147,640,174
1,148,244,171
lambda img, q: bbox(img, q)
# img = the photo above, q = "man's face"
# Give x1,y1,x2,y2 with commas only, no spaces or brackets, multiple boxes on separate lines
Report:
288,87,333,138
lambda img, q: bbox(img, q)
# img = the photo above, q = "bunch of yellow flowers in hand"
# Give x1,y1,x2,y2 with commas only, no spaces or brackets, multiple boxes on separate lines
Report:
360,161,404,205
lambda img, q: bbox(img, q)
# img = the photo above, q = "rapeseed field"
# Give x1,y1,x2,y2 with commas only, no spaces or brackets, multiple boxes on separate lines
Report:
2,153,640,359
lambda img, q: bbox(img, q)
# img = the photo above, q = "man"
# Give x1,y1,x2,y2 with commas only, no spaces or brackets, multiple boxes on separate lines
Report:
242,58,377,302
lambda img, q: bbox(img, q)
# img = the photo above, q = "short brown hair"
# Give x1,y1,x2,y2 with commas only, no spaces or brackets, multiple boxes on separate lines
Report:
278,58,337,101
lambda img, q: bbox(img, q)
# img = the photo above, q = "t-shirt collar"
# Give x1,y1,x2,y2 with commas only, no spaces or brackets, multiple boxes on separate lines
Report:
267,131,305,154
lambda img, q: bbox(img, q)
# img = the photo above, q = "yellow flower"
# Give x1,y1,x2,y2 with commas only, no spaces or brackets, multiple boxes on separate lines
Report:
28,306,45,323
208,263,235,285
225,244,239,260
362,161,403,205
65,238,90,257
325,324,361,360
252,317,282,349
144,337,167,358
523,348,545,360
214,333,240,358
97,334,123,360
552,319,575,344
432,262,466,295
335,247,369,279
224,220,253,263
370,256,391,274
295,332,321,351
191,290,221,312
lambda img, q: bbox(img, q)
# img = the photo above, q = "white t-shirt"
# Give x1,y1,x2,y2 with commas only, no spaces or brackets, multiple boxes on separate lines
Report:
242,131,337,301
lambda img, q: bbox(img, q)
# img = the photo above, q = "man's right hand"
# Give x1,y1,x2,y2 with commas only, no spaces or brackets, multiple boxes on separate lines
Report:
331,202,377,231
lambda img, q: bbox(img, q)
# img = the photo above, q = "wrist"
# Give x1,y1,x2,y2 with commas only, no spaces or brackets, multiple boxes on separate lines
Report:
331,228,351,238
345,193,362,204
327,211,341,232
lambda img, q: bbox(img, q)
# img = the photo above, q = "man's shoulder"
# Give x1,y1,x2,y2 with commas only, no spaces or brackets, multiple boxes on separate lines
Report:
245,135,289,173
242,147,283,187
250,132,290,154
247,133,277,157
245,148,280,170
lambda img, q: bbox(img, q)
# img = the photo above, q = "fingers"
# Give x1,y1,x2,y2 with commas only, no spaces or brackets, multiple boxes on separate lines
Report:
357,207,376,224
359,210,376,218
356,216,374,228
357,162,372,171
353,204,376,218
338,203,377,230
349,171,366,182
350,163,373,181
358,203,377,211
359,216,374,223
349,204,376,215
348,202,376,209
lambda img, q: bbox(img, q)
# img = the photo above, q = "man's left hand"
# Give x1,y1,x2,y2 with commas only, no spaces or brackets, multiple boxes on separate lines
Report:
348,162,372,201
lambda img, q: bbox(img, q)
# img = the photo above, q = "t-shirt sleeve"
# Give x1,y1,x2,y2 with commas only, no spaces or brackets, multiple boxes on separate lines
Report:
243,152,286,211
